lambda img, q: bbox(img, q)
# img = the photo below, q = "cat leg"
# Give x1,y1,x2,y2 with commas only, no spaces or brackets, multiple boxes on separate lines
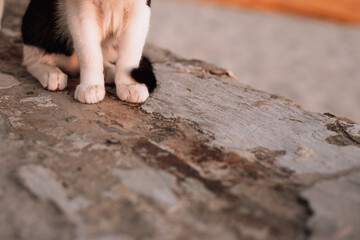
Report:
66,2,105,104
23,45,68,91
115,3,151,103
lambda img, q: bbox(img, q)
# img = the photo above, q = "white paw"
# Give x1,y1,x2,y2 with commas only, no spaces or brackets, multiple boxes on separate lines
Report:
104,64,116,85
116,84,149,103
40,71,68,91
74,84,105,104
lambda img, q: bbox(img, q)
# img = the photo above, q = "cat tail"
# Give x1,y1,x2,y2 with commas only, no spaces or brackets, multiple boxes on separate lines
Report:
130,56,157,93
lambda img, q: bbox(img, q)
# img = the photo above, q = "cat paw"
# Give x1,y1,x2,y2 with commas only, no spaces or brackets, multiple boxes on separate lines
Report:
116,84,149,103
74,84,105,104
40,71,68,91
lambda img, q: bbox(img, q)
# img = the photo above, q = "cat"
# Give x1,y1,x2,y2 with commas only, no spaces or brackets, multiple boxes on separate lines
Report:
21,0,156,104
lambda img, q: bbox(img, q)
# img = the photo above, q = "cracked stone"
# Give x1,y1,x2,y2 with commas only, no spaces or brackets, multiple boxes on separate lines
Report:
112,167,178,208
96,112,105,117
302,172,360,240
325,120,360,147
18,165,91,216
66,116,78,122
142,63,360,174
20,93,57,108
0,72,20,89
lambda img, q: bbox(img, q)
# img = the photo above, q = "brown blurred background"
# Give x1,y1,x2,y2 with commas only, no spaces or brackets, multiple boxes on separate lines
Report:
197,0,360,24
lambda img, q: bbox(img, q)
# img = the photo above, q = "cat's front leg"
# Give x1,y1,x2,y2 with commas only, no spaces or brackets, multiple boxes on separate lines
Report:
67,4,105,104
115,3,151,103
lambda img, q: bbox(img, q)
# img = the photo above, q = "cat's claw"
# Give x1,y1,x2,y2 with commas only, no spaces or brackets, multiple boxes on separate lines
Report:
40,71,68,91
116,84,149,103
75,84,105,104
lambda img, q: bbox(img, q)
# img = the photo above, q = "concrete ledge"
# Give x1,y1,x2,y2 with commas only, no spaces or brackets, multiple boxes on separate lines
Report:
1,1,359,240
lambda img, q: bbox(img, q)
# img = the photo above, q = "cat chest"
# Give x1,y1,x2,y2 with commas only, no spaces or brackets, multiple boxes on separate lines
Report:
95,2,133,38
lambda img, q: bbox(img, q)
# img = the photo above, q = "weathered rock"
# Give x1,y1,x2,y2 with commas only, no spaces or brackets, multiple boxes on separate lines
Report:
302,171,360,240
0,72,20,89
113,167,178,208
142,59,360,175
0,1,359,240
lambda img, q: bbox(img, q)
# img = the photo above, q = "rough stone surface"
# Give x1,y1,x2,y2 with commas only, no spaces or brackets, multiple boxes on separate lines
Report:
113,167,179,207
302,172,360,240
142,58,360,175
1,1,360,240
0,72,20,89
148,0,360,123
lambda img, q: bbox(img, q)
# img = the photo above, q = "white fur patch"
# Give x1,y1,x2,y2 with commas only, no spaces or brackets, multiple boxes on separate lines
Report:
23,45,70,91
41,70,68,91
117,83,149,103
74,84,105,104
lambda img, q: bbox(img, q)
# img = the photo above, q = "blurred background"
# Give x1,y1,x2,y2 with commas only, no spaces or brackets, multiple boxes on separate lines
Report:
147,0,360,123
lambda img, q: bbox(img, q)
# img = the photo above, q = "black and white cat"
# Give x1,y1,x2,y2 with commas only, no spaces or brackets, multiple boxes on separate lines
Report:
21,0,156,104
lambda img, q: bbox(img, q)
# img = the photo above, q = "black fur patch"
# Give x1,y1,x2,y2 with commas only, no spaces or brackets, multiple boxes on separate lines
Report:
22,0,74,56
146,0,151,7
131,57,157,93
